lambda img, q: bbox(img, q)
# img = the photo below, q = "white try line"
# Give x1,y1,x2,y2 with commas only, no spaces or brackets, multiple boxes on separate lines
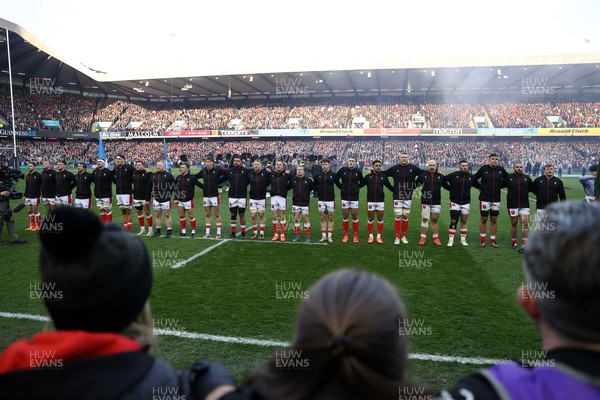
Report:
0,311,507,365
171,239,231,269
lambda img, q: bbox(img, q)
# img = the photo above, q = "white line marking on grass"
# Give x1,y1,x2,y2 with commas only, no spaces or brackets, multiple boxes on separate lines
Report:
409,352,506,365
154,328,289,347
0,311,508,365
171,239,231,269
0,311,49,322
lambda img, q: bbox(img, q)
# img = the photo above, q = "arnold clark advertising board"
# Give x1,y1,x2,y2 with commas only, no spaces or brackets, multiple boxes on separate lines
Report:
537,128,600,136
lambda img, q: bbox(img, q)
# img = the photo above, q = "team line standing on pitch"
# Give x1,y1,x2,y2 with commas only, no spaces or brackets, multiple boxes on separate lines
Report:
22,152,567,247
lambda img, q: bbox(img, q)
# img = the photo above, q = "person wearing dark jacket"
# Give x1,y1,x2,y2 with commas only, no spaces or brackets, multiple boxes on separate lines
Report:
383,153,423,244
40,160,58,212
443,160,474,247
268,159,292,242
225,155,250,239
23,161,42,231
313,158,337,243
132,160,154,236
531,164,566,219
416,160,445,246
361,160,394,244
174,163,203,238
55,160,76,206
90,158,114,223
196,156,227,238
150,161,175,238
472,154,508,248
503,162,534,249
0,207,235,400
74,162,92,210
248,160,271,240
289,165,313,243
112,154,136,231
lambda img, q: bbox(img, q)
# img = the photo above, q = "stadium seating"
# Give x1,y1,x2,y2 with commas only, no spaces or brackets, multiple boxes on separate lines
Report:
1,138,596,175
1,85,599,131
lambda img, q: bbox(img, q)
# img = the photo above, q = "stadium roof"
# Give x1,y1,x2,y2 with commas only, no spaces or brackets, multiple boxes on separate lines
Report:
1,17,600,100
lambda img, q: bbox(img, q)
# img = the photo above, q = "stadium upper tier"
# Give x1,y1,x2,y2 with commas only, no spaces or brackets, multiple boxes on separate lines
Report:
0,86,599,132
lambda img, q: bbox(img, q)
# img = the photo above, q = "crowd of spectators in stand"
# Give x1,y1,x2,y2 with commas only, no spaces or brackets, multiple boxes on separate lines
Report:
1,85,600,131
2,138,597,175
422,102,486,128
91,99,127,127
0,87,97,131
0,139,92,165
349,102,420,128
486,101,600,128
487,102,553,128
558,101,600,127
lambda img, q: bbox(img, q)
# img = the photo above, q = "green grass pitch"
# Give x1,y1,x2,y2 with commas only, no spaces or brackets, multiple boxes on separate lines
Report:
0,172,586,391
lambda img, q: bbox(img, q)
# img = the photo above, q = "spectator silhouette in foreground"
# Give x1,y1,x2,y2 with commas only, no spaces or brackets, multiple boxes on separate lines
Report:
441,201,600,400
0,207,234,399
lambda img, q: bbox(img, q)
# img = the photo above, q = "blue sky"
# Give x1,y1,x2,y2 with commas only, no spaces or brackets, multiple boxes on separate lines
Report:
2,0,599,80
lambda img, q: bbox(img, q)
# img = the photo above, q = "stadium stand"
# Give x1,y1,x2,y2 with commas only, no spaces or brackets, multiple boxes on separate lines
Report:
1,85,599,131
1,138,597,174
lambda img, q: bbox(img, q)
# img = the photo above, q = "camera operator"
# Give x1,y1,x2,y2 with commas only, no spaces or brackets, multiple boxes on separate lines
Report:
0,167,27,245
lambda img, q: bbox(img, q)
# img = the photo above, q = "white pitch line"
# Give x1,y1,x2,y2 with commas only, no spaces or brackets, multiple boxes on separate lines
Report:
154,328,289,347
0,311,49,322
0,311,507,365
409,352,506,365
171,239,231,269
